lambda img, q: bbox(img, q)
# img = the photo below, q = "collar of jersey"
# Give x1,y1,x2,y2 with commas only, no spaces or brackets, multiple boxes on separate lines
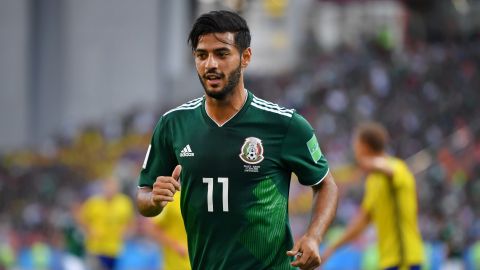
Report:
201,89,253,128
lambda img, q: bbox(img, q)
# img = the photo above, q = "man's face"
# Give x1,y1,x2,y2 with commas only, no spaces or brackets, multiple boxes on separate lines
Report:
353,137,369,167
194,32,250,100
103,178,119,200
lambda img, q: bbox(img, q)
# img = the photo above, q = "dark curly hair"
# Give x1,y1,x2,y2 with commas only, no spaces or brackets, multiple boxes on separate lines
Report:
188,10,251,53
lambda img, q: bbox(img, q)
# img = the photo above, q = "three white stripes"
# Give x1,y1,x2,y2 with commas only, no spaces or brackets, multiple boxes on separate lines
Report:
252,96,293,117
163,94,294,118
163,97,203,116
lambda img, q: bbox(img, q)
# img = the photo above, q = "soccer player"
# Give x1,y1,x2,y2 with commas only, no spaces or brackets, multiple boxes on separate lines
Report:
322,122,424,270
77,177,134,270
137,10,338,270
145,191,190,270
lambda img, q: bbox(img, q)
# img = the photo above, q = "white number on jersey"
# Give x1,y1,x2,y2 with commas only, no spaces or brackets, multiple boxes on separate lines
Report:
202,177,229,212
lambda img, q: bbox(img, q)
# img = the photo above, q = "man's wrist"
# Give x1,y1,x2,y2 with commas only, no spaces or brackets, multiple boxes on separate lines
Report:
304,231,323,245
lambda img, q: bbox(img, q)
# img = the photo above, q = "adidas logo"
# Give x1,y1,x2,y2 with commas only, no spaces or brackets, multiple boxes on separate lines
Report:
180,144,195,157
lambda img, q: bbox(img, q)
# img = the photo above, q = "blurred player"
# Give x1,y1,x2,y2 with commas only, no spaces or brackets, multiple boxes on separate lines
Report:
77,176,134,270
145,192,190,270
137,10,338,270
322,122,424,270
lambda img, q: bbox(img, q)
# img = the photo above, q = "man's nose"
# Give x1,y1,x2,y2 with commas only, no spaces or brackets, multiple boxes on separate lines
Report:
205,55,218,69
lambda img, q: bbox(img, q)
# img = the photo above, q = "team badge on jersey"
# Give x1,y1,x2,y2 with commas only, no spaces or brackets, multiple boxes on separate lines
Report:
239,137,264,164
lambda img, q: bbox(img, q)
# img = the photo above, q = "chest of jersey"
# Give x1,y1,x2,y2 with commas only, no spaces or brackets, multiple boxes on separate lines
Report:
170,117,291,216
173,122,285,178
169,117,294,268
147,95,316,269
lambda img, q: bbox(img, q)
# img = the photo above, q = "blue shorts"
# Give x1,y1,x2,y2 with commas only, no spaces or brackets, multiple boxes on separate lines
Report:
385,265,421,270
98,255,117,270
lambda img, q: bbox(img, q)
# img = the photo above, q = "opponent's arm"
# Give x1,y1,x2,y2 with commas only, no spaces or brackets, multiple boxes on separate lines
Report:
145,218,188,257
287,172,338,270
358,156,393,177
137,165,182,217
322,207,370,262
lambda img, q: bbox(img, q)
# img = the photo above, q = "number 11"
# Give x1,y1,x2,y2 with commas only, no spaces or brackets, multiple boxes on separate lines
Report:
202,177,229,212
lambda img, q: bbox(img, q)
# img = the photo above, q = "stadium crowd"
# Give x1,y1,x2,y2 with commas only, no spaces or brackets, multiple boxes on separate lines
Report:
1,37,480,269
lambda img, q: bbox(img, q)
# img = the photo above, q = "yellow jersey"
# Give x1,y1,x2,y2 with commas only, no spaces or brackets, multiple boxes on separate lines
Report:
361,157,424,269
80,193,134,257
152,192,190,270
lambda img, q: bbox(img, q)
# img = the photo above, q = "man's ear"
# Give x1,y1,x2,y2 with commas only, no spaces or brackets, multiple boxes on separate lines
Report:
241,47,252,68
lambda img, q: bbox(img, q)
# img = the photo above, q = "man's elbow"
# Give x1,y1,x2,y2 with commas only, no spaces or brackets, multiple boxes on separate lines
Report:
138,208,158,217
314,174,339,208
315,173,338,194
137,201,160,217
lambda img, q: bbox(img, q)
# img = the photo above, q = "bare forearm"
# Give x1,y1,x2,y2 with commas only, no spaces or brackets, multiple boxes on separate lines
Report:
138,166,182,217
137,188,163,217
361,156,393,178
306,173,339,243
154,229,182,250
145,220,176,248
331,209,370,251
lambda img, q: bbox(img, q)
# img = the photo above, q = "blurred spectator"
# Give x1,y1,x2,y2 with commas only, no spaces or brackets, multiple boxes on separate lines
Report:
75,177,134,270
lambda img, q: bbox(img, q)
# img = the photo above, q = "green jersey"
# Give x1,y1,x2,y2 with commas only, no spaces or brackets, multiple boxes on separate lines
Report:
139,90,329,270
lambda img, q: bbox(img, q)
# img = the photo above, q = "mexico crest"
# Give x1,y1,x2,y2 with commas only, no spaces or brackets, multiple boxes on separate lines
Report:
239,137,264,164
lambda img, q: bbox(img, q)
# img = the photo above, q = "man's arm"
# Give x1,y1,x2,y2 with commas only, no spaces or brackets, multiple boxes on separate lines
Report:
145,218,188,257
287,172,339,269
305,173,339,242
137,187,162,217
358,156,393,177
322,207,370,262
137,165,182,217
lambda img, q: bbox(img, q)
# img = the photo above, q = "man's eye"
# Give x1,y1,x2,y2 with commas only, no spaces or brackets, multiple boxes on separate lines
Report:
196,53,207,59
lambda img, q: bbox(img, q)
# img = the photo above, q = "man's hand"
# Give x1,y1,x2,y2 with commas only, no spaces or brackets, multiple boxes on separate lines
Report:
286,235,321,270
151,165,182,208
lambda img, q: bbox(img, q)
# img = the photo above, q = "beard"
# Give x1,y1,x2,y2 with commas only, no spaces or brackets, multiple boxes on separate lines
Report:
198,64,242,100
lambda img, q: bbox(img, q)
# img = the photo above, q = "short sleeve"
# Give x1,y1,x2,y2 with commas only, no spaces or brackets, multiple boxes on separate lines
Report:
281,113,329,186
138,117,177,187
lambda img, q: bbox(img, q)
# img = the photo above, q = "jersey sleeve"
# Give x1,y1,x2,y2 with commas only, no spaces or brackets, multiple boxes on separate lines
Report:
281,113,330,186
138,117,177,187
